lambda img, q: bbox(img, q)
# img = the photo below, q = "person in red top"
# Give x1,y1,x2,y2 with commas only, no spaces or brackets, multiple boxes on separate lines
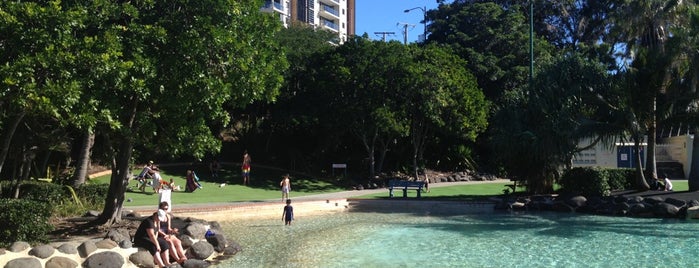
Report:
242,150,251,186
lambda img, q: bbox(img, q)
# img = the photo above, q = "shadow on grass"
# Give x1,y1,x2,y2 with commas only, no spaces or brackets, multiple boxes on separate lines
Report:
158,163,346,193
371,194,496,201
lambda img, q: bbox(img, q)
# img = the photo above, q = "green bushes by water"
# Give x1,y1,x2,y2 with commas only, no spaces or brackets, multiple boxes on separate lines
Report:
0,199,53,248
0,181,109,247
560,167,634,196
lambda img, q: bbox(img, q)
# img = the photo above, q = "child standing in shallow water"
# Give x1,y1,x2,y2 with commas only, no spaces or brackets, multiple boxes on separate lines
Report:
282,199,294,225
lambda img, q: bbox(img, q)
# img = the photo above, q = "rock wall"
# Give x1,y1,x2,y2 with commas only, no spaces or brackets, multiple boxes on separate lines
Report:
0,218,240,268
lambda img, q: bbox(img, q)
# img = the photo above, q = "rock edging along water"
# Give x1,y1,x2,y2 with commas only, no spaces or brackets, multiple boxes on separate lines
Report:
0,214,241,268
495,193,699,219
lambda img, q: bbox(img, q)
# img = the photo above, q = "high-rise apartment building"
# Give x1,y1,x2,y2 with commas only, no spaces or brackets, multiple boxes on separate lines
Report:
262,0,355,43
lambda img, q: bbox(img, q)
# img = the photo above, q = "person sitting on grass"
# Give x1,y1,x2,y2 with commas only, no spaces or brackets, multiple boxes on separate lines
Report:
664,176,673,191
185,170,202,192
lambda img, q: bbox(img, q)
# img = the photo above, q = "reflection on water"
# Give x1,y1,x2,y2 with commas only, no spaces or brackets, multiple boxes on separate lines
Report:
217,211,699,268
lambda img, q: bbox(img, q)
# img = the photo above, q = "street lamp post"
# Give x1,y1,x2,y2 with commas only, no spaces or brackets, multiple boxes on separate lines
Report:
404,6,426,42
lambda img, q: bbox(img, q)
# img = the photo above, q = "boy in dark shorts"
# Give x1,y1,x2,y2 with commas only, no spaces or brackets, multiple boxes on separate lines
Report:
282,199,294,225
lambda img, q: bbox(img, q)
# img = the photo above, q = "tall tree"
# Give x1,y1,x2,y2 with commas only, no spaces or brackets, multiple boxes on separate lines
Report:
492,53,614,193
428,1,551,102
402,44,489,180
609,0,693,187
0,1,82,178
48,0,288,225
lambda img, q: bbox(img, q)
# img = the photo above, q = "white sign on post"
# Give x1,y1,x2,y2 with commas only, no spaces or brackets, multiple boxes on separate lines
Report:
159,189,172,212
332,163,347,177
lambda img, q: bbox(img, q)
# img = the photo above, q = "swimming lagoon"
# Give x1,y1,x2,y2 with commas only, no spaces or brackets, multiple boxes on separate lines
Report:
218,210,698,268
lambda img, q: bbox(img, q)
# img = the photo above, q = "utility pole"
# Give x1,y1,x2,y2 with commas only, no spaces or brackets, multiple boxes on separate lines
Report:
374,32,395,42
404,6,427,42
397,22,415,45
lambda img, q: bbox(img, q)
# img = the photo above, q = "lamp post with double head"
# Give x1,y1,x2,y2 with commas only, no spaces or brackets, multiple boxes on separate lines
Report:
404,6,426,42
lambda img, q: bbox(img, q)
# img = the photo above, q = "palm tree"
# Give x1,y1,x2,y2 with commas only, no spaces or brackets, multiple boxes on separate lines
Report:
609,0,693,189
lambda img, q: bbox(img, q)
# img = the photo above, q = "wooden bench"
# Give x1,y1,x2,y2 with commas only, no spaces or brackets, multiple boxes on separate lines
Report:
505,177,526,192
388,180,425,198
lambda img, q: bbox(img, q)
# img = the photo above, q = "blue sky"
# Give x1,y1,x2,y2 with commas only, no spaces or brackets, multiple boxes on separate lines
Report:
355,0,439,43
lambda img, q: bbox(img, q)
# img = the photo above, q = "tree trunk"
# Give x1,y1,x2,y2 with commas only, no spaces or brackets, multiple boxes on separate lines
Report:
0,111,26,175
93,138,133,226
376,136,392,175
634,135,650,190
645,98,658,183
73,129,95,188
688,127,699,191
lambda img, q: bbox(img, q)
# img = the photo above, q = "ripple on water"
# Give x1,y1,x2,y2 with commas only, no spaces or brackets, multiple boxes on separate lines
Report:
218,211,699,268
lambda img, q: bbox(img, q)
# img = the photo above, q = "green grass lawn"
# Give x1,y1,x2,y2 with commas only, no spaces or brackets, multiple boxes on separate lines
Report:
89,163,691,206
89,163,347,206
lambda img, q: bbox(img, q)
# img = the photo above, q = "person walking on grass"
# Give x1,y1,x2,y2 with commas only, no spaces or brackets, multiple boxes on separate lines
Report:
209,160,220,181
242,150,251,186
280,174,291,202
282,199,294,225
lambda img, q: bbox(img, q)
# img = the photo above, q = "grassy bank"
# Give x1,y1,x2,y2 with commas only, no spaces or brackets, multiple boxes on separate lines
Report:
89,164,690,206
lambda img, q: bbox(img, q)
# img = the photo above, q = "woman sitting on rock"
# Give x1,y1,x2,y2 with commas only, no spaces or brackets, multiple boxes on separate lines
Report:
133,211,172,267
158,202,187,264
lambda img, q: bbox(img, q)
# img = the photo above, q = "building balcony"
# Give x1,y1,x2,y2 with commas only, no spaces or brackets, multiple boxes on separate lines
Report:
319,0,340,8
319,4,340,18
262,0,284,12
321,18,339,32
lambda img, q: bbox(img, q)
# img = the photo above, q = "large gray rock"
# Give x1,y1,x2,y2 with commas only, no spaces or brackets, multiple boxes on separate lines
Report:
107,228,130,243
565,195,587,208
206,233,228,252
665,198,686,208
57,243,78,254
181,259,211,268
5,257,42,268
28,244,55,259
187,241,214,260
119,239,133,249
653,202,680,218
45,256,79,268
222,241,242,256
82,251,124,268
180,234,195,248
644,196,665,204
686,206,699,219
78,240,97,258
9,241,31,252
95,239,118,249
183,223,207,240
629,203,652,215
129,250,155,268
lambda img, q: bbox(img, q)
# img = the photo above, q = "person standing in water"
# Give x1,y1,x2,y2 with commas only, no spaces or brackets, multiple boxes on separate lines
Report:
282,199,294,226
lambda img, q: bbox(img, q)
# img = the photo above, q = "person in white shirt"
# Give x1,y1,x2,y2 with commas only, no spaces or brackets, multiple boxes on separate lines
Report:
663,176,673,191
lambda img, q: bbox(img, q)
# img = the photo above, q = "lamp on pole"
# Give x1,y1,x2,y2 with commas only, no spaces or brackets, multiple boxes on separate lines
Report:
404,6,426,42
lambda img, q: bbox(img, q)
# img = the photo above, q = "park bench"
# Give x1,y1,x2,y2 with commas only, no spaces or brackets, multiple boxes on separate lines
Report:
505,177,526,193
388,180,425,198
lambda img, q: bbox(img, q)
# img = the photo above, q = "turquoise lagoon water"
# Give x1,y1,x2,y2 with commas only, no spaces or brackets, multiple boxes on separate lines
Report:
218,211,698,268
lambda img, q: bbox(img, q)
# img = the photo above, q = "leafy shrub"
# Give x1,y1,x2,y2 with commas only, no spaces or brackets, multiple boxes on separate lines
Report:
74,183,109,204
18,181,68,203
606,168,635,191
0,199,53,247
560,167,611,196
